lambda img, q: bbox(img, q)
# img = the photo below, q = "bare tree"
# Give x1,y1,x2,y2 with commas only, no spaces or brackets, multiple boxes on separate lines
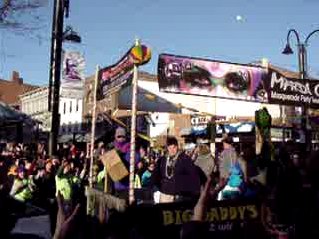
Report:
0,0,48,32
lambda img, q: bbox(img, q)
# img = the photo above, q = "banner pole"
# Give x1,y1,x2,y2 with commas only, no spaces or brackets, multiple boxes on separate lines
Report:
89,65,100,188
129,39,140,205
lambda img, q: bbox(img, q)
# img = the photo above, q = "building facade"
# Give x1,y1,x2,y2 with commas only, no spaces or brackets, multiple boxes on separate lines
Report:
59,87,84,135
20,87,84,137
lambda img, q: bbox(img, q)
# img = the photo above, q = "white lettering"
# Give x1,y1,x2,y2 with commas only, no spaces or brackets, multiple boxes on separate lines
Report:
271,91,300,102
301,95,311,103
271,72,312,95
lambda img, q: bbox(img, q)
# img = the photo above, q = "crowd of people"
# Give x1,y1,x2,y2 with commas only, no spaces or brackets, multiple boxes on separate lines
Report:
0,126,319,238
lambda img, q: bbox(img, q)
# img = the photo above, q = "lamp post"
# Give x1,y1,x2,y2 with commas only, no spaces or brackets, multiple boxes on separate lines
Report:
282,29,319,153
48,0,81,157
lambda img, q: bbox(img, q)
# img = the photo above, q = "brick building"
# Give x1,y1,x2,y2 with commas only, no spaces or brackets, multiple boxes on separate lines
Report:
0,71,38,109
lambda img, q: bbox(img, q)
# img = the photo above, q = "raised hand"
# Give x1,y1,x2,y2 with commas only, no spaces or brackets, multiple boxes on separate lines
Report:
53,192,80,239
192,176,212,221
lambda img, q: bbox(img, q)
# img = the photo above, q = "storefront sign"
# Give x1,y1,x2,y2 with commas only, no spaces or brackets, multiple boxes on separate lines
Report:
191,115,211,131
191,116,212,126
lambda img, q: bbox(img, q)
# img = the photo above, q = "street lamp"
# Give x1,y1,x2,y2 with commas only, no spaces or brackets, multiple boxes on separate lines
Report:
63,25,81,43
282,29,319,152
48,0,81,157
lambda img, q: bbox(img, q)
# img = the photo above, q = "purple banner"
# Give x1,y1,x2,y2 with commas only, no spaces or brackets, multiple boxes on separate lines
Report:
62,51,85,88
158,54,269,103
158,54,319,109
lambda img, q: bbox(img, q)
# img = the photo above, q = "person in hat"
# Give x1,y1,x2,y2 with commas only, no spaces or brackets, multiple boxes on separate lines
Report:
113,127,130,153
103,127,141,198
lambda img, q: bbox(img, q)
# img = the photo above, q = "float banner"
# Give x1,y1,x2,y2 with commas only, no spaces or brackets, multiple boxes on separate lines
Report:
158,54,269,103
62,51,85,88
97,47,134,100
268,71,319,108
128,198,263,239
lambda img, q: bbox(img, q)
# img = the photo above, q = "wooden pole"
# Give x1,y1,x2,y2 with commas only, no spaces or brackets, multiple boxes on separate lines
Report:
89,65,100,188
104,166,108,193
129,39,140,205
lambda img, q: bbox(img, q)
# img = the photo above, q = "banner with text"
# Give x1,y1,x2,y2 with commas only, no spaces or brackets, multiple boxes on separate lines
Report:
128,198,263,239
97,47,134,100
268,71,319,108
158,54,269,103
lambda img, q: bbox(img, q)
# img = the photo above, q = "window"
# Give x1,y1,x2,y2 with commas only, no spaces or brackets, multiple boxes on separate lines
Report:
70,101,72,113
63,102,66,114
76,100,79,112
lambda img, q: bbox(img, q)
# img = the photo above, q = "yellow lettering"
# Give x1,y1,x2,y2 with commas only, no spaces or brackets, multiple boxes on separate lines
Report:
175,210,182,225
163,211,174,226
247,205,258,219
182,210,193,223
219,207,228,221
237,206,246,220
207,208,220,222
229,207,237,220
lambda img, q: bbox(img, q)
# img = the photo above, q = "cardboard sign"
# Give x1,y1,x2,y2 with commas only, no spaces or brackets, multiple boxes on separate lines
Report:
101,149,129,182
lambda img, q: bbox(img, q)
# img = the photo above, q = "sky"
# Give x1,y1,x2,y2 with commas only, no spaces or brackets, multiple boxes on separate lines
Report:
1,0,319,86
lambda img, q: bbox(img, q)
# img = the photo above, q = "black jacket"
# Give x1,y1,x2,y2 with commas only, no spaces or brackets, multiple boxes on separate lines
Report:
151,152,201,197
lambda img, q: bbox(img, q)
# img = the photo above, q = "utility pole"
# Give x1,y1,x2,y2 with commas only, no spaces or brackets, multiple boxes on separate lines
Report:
298,44,310,153
48,0,57,112
282,29,319,154
48,0,65,157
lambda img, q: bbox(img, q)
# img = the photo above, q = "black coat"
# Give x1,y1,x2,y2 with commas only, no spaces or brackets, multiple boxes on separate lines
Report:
151,152,201,197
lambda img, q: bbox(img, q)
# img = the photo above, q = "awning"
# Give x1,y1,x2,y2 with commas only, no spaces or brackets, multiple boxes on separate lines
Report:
181,122,255,137
0,101,27,123
217,122,255,134
118,85,182,113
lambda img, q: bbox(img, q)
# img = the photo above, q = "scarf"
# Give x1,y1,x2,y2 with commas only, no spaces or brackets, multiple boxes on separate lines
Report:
114,141,130,154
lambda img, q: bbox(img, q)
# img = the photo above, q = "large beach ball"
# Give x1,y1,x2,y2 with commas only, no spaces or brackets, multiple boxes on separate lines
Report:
130,45,151,65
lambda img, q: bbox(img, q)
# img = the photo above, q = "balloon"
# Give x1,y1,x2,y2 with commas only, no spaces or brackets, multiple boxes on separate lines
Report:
130,45,152,65
236,15,243,22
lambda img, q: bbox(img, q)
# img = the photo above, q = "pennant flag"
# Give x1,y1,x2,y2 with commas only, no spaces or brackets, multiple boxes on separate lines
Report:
97,43,151,100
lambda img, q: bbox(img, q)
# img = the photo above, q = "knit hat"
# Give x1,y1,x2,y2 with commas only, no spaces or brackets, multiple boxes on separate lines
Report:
18,166,25,173
115,127,126,138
